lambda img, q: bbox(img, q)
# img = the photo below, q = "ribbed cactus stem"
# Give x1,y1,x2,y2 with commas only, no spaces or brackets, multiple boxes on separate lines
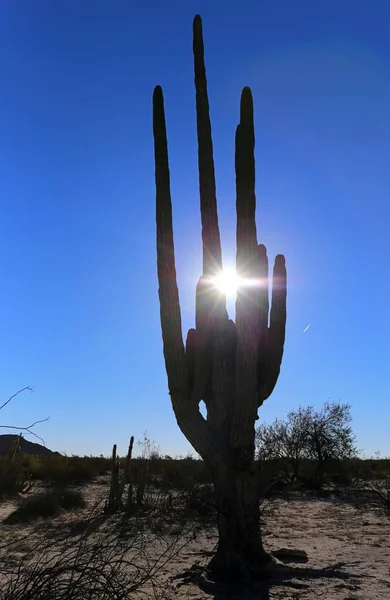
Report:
257,254,287,405
119,435,134,500
107,443,121,512
235,87,258,272
9,434,22,461
193,15,222,277
154,86,214,459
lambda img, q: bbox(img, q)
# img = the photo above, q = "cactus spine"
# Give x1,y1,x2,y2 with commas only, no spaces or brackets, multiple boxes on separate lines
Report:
153,15,287,578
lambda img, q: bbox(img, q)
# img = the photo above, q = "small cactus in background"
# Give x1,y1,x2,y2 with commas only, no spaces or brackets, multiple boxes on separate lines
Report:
9,434,22,461
153,15,287,578
106,436,149,512
120,436,134,504
106,444,121,512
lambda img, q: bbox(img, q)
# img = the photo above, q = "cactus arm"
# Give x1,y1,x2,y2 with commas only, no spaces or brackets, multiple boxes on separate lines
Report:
257,244,270,337
153,85,187,399
235,87,258,269
153,85,213,459
193,15,223,277
185,328,196,391
230,88,261,449
257,254,287,405
189,15,229,425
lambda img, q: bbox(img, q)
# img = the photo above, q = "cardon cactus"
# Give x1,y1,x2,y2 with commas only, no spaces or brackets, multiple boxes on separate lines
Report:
106,437,148,512
106,443,121,512
153,15,287,579
119,436,134,502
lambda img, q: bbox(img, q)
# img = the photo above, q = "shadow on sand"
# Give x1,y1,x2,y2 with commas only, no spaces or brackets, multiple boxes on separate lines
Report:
174,553,369,599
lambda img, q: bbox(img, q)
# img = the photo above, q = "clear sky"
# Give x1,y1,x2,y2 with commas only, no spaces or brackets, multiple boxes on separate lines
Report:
1,0,389,458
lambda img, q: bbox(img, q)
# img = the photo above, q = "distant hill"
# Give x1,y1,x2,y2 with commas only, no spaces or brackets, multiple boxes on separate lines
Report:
0,435,56,457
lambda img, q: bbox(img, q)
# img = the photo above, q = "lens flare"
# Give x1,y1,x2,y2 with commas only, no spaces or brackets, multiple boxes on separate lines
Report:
213,268,241,297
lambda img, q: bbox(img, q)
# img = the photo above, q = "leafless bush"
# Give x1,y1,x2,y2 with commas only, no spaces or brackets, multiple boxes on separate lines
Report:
359,477,390,514
0,497,201,600
0,387,48,443
351,474,390,516
259,494,277,525
369,477,390,512
142,489,172,510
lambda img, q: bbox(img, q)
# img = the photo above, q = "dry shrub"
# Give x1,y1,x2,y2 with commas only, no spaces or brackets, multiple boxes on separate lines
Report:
0,458,30,499
4,489,86,524
26,455,110,486
368,477,390,512
0,500,200,600
353,477,390,515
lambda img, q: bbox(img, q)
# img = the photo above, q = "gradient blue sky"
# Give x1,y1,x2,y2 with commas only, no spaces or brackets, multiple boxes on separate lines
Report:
1,0,389,458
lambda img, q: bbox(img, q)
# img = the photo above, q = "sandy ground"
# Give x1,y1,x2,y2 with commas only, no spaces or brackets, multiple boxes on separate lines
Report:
0,480,389,599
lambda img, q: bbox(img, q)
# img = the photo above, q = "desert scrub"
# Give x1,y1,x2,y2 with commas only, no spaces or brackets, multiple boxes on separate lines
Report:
0,456,30,499
25,454,108,485
4,488,86,523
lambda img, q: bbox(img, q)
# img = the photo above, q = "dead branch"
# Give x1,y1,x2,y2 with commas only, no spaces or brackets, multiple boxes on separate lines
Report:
0,387,49,445
0,387,34,412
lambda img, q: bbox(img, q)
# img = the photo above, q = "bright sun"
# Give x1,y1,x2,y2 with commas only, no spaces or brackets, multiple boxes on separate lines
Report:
213,268,241,297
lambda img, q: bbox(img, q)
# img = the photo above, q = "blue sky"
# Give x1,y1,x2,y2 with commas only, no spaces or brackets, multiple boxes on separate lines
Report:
1,0,389,458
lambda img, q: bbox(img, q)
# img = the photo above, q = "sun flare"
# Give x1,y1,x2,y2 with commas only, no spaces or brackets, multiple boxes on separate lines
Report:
213,268,241,297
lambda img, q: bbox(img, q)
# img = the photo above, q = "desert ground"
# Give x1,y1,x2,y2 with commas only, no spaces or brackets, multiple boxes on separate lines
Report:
0,477,389,600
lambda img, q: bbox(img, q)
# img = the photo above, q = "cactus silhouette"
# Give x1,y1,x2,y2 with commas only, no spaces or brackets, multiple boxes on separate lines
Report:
153,15,287,578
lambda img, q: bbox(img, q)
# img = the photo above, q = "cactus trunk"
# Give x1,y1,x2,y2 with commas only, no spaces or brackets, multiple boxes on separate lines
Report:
153,15,287,580
209,459,271,578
